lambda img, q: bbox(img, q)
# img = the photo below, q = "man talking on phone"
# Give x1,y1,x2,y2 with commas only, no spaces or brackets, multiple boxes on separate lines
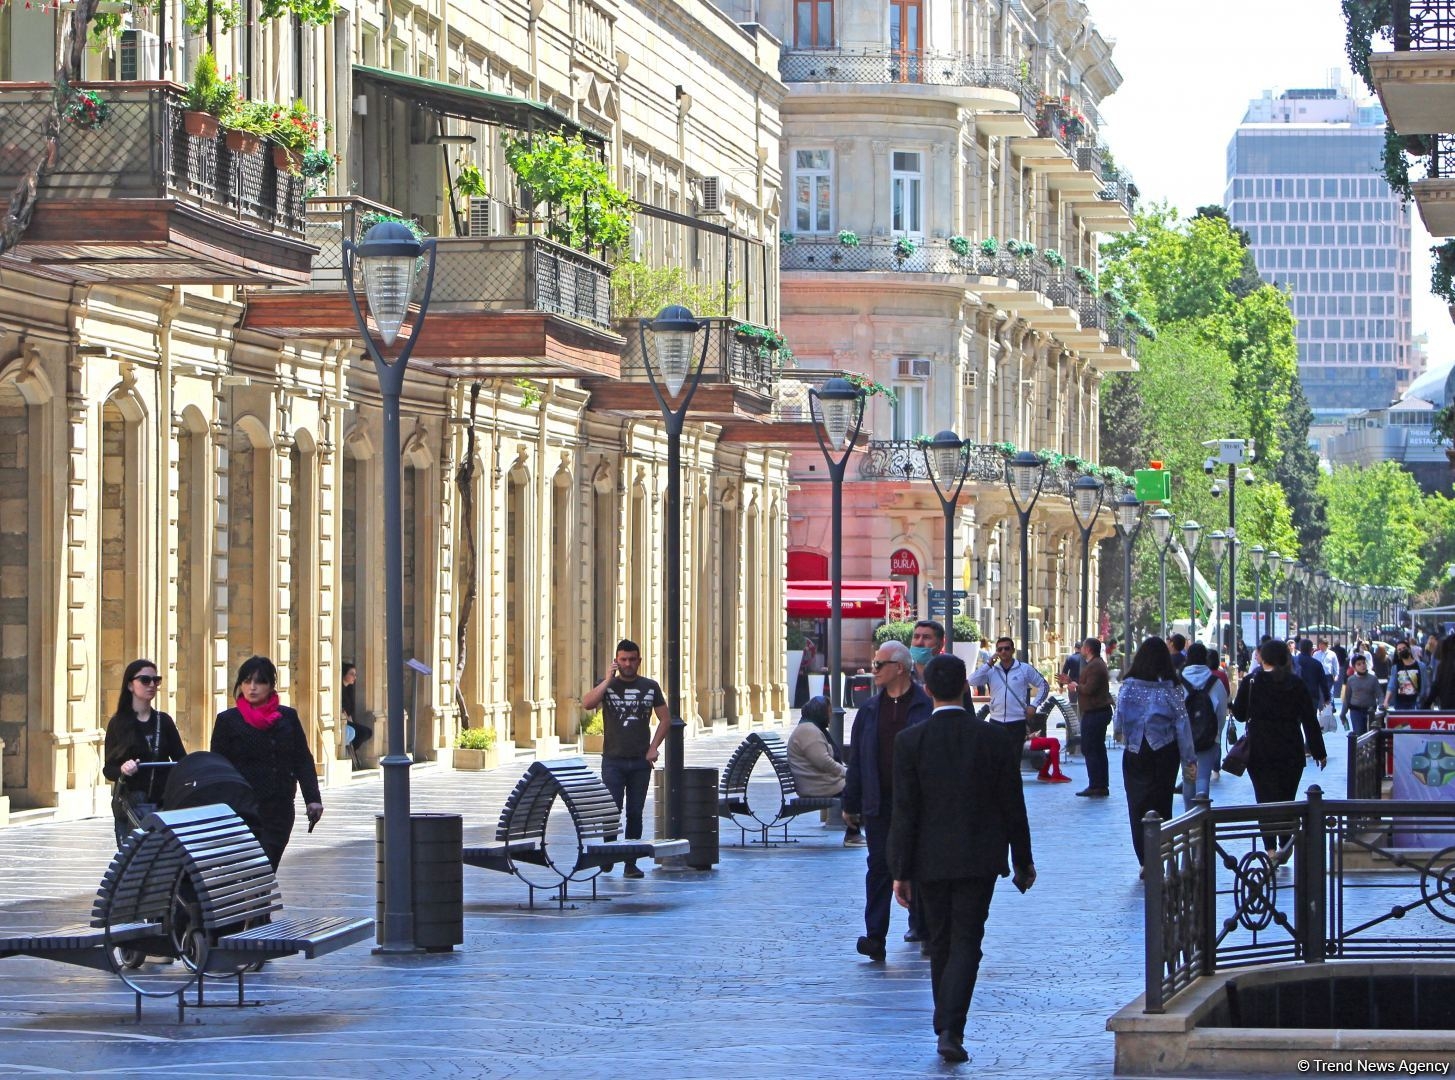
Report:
581,639,670,879
889,653,1035,1063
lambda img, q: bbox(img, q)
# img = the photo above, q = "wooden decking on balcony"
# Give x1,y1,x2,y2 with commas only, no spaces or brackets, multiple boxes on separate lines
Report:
0,82,313,285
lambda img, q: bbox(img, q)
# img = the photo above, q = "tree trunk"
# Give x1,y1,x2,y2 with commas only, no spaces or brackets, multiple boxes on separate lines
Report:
452,381,484,729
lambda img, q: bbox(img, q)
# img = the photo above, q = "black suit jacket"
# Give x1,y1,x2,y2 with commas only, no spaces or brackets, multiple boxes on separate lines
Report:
887,706,1033,883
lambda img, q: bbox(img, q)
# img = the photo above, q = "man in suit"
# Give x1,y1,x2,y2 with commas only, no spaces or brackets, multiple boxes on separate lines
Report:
888,653,1036,1064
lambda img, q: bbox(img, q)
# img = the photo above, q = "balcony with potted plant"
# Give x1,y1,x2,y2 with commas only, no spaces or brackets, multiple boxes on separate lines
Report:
777,47,1027,113
1356,0,1455,140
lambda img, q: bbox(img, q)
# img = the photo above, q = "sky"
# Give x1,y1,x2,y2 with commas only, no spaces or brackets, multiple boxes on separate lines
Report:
1086,0,1454,368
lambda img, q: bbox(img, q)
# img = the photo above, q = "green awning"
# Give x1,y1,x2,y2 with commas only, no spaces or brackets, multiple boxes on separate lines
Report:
352,65,607,146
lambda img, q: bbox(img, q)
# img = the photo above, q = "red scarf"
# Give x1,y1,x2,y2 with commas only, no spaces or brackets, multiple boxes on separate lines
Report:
237,692,281,730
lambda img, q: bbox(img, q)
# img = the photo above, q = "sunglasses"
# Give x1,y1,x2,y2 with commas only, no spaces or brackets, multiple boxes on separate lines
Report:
996,645,1015,652
133,675,162,687
871,660,899,671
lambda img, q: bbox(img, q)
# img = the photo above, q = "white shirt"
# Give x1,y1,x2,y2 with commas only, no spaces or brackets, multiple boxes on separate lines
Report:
967,659,1049,724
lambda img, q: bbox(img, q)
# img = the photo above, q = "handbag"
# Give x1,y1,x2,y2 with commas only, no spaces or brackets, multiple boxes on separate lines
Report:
1221,734,1251,777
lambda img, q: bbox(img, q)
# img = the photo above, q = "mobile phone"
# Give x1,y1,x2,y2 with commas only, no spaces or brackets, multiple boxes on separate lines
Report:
307,818,317,834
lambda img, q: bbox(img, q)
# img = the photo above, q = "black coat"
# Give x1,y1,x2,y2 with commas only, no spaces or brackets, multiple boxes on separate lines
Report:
211,705,320,865
887,707,1032,883
102,710,186,805
1230,670,1327,774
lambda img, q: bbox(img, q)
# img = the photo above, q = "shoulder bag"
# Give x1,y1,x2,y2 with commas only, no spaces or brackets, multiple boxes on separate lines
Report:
1221,679,1251,777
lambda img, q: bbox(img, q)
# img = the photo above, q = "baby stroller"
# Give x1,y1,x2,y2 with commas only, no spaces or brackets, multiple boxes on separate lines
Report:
113,761,178,840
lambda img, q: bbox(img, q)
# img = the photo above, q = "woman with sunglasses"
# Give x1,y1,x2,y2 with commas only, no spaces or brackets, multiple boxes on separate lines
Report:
102,659,186,847
211,655,323,869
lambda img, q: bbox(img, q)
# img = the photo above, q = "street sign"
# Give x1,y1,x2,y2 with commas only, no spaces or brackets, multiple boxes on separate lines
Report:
1134,467,1171,503
928,588,968,600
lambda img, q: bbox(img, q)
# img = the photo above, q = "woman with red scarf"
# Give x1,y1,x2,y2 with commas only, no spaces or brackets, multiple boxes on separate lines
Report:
211,655,323,868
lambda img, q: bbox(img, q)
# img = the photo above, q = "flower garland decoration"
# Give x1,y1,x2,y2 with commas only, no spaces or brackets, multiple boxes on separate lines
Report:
62,88,108,130
844,371,898,406
1042,248,1066,269
837,229,860,247
948,235,971,257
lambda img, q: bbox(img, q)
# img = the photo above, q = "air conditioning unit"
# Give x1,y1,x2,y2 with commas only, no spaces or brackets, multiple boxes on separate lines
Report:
466,197,494,237
896,358,931,379
120,29,161,81
698,175,724,215
1027,617,1043,645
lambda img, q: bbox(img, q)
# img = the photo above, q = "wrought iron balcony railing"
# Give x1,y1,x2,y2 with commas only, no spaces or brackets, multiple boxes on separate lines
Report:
430,235,612,329
1097,177,1138,214
620,316,777,397
0,82,305,238
779,49,1026,95
781,237,1052,292
297,195,407,288
858,439,1010,482
1075,144,1104,175
1393,0,1455,50
1044,272,1083,311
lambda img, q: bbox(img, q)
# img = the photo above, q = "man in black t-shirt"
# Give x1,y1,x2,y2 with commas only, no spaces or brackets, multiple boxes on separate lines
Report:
581,638,670,878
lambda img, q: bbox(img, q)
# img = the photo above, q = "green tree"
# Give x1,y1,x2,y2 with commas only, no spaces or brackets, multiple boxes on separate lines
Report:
1317,462,1426,589
1270,379,1328,557
1418,493,1455,607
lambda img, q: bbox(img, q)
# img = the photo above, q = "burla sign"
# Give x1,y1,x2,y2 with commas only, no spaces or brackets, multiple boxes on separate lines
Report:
890,548,920,576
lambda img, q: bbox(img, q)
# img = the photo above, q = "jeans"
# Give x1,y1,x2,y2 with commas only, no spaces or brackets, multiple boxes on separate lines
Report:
1081,706,1113,791
1347,706,1370,737
1180,744,1222,813
600,755,653,861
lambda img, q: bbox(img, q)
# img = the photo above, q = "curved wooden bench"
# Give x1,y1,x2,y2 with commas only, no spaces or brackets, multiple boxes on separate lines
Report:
718,732,840,846
464,758,688,908
0,804,374,1020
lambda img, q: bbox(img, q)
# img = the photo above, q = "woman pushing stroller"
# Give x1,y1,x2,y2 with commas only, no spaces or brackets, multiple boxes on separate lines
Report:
103,659,186,847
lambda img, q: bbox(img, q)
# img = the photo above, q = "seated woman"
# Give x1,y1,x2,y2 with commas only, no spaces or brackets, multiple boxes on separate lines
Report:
1026,724,1072,783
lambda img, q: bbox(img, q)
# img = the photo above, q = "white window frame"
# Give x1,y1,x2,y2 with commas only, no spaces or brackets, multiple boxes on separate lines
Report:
793,148,834,234
890,149,923,238
891,382,926,440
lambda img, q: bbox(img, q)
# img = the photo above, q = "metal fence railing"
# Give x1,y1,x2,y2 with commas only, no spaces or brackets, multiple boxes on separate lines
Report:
1394,0,1455,50
431,235,612,329
779,48,1026,96
619,316,777,397
857,439,1008,482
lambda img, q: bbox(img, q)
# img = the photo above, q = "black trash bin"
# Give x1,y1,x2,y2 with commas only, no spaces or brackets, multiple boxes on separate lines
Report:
654,767,719,869
375,813,463,952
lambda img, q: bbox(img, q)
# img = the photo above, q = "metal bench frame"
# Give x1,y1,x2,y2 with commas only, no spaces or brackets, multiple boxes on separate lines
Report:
463,757,688,909
718,732,840,847
0,804,374,1021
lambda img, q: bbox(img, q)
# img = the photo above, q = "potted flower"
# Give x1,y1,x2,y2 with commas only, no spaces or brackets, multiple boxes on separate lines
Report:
269,99,325,173
182,47,238,139
452,725,498,770
979,236,999,257
224,100,275,156
61,88,109,130
893,235,917,262
580,710,605,754
779,230,796,246
837,229,860,247
948,235,971,258
1042,248,1066,269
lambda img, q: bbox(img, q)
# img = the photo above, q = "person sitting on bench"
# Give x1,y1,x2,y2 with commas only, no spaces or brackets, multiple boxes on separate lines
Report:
1026,724,1072,784
786,695,862,846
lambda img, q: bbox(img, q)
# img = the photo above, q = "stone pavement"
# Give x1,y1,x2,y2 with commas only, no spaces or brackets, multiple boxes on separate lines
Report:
0,724,1351,1079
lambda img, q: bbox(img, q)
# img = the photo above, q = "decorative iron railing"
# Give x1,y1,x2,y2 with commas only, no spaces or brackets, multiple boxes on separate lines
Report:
1075,144,1104,175
779,49,1026,96
858,439,1008,482
781,237,1052,294
619,316,777,396
1393,0,1455,50
0,82,305,238
1097,177,1138,214
1143,785,1455,1014
1044,273,1083,311
429,235,612,328
296,195,408,288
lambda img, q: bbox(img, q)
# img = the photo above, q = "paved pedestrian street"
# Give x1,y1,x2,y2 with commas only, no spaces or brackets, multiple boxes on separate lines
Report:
0,726,1352,1079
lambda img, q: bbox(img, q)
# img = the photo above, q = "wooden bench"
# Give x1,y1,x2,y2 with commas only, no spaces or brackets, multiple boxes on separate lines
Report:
718,731,840,846
0,804,374,1020
463,758,689,908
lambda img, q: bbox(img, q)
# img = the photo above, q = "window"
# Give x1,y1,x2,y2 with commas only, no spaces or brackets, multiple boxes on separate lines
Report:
794,0,833,48
793,149,833,233
891,383,926,440
891,151,923,235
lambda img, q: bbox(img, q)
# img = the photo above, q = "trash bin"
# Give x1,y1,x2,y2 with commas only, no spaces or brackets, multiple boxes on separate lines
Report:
849,674,874,706
654,767,719,869
375,813,463,952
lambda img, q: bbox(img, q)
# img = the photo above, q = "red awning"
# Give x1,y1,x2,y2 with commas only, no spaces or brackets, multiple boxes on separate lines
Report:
785,580,907,619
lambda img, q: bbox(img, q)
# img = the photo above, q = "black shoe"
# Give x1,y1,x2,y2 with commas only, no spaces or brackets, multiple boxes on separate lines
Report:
903,930,925,943
601,863,615,874
937,1033,969,1063
855,936,886,962
919,942,932,958
622,864,645,879
1075,787,1110,798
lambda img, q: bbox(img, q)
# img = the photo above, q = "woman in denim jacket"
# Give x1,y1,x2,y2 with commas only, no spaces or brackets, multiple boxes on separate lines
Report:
1114,637,1196,873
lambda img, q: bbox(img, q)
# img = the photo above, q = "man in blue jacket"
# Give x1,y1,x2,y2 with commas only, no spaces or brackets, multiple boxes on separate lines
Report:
843,639,933,962
1295,638,1331,714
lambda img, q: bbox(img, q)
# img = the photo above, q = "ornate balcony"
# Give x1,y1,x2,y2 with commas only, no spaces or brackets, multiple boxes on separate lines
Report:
778,49,1025,111
1410,133,1455,234
858,439,1008,482
1369,1,1455,135
0,82,312,284
1070,175,1137,232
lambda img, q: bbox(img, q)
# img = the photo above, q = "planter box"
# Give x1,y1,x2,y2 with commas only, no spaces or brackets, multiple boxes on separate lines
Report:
272,144,303,172
225,129,263,155
581,733,604,754
183,110,220,139
452,746,499,770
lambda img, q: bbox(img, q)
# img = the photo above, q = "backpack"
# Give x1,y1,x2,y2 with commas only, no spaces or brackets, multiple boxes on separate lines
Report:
1181,676,1217,752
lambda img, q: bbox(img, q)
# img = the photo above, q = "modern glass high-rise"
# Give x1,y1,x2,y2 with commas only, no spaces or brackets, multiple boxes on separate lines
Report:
1225,87,1413,445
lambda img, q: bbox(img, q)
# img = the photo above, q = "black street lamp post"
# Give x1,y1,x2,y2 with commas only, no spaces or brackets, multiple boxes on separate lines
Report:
810,378,867,750
1248,545,1266,642
637,305,713,843
1114,491,1143,659
1181,520,1202,640
1150,508,1175,637
1282,556,1296,638
1208,530,1227,653
922,431,973,650
1070,474,1105,644
1006,451,1046,662
343,220,439,953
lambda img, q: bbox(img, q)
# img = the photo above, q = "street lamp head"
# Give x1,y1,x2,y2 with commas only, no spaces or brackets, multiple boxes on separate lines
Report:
1114,491,1142,533
1149,507,1174,546
1281,555,1295,572
1181,519,1203,557
644,305,702,396
1208,529,1228,562
814,377,864,452
1007,450,1044,504
929,429,965,483
1072,473,1104,522
352,220,426,346
1249,544,1266,570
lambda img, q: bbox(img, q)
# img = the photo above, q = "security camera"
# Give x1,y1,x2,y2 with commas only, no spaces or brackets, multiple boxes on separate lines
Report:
1210,480,1225,498
1241,469,1255,486
1203,458,1217,476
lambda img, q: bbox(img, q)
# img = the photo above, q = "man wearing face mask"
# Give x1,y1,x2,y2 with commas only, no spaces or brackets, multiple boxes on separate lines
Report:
909,620,945,679
1385,639,1425,713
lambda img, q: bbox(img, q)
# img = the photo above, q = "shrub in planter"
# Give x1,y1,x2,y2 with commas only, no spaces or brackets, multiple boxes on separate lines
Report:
224,100,275,154
948,235,971,257
182,47,238,137
456,726,495,750
837,229,860,247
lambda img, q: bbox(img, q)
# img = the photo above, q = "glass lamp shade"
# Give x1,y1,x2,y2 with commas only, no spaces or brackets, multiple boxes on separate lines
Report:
1207,530,1227,562
1181,519,1203,557
1072,474,1103,520
1281,556,1296,574
1249,544,1266,570
929,430,964,482
815,377,862,451
1007,451,1044,503
355,221,424,346
1149,507,1173,546
646,305,702,395
1114,491,1141,532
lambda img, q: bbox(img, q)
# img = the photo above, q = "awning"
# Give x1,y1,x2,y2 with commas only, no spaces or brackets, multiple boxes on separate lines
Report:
786,580,907,620
352,66,607,146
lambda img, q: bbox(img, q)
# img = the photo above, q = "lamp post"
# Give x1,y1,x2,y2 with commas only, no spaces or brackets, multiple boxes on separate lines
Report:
1208,530,1228,654
1149,508,1175,637
637,305,713,843
1006,451,1046,662
1070,473,1105,644
1282,556,1296,638
810,377,867,751
1265,551,1281,640
922,431,973,651
1114,491,1143,659
1315,568,1331,631
1248,545,1267,643
343,220,439,952
1181,520,1202,640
